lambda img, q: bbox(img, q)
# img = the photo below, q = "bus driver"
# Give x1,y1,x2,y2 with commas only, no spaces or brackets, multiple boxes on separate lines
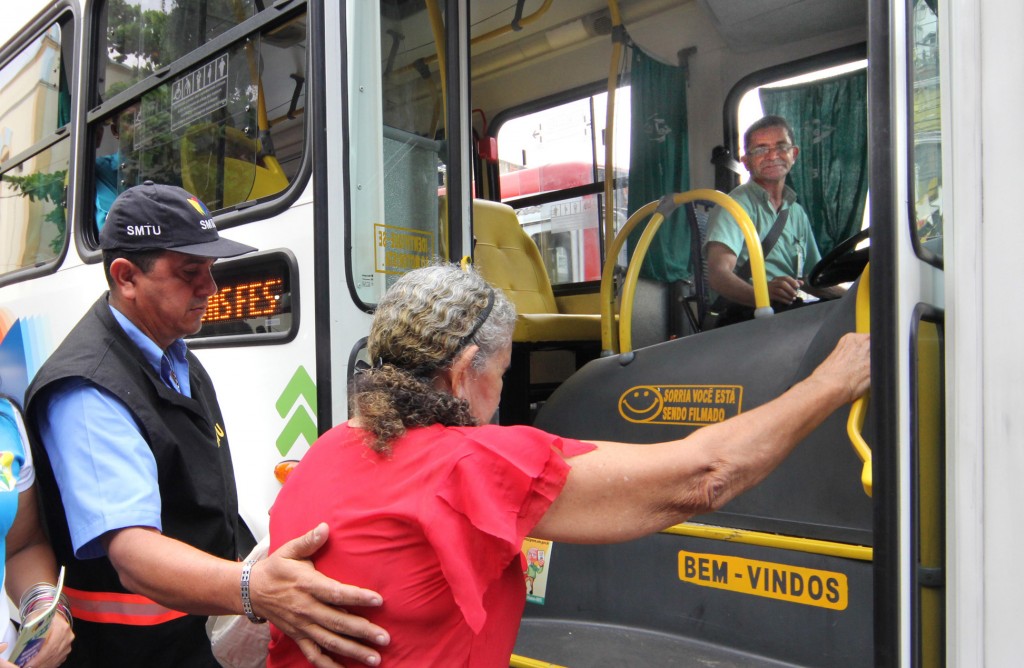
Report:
705,115,845,326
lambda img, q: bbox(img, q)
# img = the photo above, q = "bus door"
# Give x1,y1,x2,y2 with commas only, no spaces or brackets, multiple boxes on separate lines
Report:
498,14,881,668
504,59,881,668
326,1,474,425
871,0,946,664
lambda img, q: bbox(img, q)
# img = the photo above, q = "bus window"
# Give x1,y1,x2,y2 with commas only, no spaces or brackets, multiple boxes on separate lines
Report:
495,90,630,286
89,2,307,231
0,18,73,279
909,0,942,265
735,60,869,261
348,1,450,306
95,0,260,99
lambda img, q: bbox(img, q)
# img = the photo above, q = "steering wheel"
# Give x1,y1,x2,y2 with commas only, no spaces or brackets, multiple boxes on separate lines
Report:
808,228,870,288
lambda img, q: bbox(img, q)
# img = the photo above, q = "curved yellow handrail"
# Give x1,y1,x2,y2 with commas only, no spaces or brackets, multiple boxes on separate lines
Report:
603,190,771,354
475,0,555,44
847,262,872,496
599,200,661,354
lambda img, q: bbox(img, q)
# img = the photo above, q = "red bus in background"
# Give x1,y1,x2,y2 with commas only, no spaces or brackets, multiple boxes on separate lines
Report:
499,160,595,198
499,161,623,285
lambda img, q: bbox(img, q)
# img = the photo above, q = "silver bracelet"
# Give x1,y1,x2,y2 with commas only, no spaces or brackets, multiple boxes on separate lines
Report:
240,559,267,624
19,582,73,630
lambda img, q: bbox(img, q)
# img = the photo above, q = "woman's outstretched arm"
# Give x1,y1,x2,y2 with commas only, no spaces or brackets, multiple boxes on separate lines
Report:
533,332,870,544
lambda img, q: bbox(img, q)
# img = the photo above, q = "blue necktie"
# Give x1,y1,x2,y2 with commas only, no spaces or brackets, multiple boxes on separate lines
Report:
161,354,181,393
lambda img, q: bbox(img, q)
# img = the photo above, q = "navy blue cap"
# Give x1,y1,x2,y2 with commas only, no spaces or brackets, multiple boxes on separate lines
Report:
100,181,256,258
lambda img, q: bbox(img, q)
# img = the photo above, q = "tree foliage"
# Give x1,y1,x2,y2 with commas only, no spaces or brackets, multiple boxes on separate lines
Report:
106,0,171,72
2,171,68,255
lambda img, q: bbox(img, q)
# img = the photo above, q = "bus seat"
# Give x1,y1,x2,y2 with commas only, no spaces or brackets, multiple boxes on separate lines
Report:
472,199,600,424
472,199,601,342
684,199,714,331
711,145,743,193
181,124,289,209
622,198,715,348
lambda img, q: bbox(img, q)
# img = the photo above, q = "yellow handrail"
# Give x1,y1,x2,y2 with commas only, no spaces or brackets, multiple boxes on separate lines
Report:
394,0,555,79
661,522,873,562
603,0,624,259
474,0,554,44
603,190,771,355
425,0,447,131
847,262,872,496
510,655,567,668
599,200,661,354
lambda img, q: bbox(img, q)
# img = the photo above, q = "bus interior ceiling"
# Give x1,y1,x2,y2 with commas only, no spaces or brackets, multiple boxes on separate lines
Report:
467,0,867,190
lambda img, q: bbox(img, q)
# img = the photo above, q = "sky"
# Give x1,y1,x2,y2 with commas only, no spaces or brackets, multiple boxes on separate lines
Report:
1,2,48,49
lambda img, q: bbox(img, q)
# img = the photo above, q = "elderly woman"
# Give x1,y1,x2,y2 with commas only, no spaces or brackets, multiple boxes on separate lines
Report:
268,264,869,667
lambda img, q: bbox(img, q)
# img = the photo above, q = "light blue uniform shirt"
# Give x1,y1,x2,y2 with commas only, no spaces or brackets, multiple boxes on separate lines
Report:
36,306,191,559
704,180,823,281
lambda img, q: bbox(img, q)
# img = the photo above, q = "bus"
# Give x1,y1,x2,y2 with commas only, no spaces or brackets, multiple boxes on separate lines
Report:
0,0,1017,666
501,161,605,285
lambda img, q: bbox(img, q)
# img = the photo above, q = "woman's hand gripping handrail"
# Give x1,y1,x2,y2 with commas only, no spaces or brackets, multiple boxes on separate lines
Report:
847,262,873,496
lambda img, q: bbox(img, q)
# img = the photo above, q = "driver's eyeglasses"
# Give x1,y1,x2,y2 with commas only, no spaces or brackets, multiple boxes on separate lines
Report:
747,143,794,158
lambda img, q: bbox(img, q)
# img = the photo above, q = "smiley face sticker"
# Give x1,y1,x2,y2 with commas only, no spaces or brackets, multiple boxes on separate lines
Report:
618,386,664,423
618,384,743,426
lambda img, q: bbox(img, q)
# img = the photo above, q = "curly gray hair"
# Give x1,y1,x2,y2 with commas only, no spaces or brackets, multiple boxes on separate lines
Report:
351,263,517,452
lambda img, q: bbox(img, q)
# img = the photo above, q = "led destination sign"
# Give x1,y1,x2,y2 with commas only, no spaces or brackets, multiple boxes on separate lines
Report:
192,252,295,341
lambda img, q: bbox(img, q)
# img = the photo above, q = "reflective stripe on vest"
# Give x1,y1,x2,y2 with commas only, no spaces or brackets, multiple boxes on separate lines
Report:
65,587,189,626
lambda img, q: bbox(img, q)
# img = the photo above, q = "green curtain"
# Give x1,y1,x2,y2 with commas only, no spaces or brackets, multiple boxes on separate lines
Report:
625,47,691,282
58,55,71,128
760,69,868,257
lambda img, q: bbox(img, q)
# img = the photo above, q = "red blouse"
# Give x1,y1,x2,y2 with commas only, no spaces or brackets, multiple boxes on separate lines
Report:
267,422,595,667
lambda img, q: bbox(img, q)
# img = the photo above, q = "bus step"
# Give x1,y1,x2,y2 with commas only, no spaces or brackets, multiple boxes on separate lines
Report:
514,619,799,667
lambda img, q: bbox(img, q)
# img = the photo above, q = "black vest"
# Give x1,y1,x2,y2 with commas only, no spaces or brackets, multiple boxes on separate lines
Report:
26,295,241,668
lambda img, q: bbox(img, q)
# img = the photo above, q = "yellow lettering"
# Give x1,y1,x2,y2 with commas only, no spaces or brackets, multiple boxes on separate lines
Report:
678,550,848,611
618,385,744,425
664,389,691,402
693,388,713,402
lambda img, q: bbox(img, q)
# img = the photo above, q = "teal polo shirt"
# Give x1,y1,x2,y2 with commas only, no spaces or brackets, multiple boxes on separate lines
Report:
704,180,822,282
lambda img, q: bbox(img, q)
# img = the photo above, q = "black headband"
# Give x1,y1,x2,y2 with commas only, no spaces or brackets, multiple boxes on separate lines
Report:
460,288,495,347
357,287,496,378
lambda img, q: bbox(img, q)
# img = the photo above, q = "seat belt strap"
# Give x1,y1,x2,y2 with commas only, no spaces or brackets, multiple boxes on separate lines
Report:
734,206,790,282
709,206,791,315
